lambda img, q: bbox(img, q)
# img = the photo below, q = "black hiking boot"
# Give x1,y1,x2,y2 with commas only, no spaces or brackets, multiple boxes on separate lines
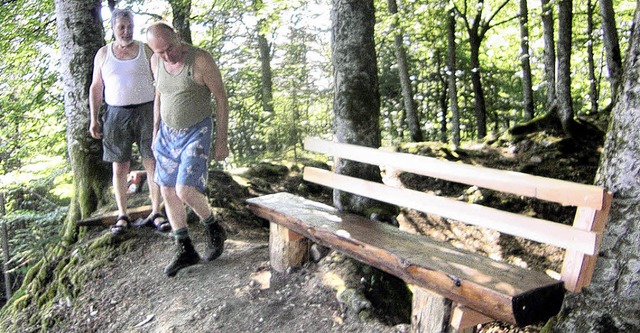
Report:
164,237,200,277
202,214,227,262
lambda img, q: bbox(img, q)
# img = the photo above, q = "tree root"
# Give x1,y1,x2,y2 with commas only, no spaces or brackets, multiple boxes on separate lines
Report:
0,230,132,332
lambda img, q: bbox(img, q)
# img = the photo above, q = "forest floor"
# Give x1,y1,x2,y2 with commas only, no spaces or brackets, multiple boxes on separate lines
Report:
44,129,602,333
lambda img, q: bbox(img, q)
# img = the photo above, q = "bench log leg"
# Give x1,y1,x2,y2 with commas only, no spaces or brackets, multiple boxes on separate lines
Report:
269,222,310,272
411,286,452,333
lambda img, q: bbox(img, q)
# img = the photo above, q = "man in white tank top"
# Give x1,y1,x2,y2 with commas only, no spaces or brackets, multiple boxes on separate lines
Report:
88,9,169,234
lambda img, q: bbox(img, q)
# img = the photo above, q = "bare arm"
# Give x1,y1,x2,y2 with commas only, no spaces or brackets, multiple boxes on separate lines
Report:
195,49,229,161
88,46,107,139
150,53,162,144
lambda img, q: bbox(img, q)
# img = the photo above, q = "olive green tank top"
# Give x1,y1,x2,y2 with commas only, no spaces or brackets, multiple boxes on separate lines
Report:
157,46,212,129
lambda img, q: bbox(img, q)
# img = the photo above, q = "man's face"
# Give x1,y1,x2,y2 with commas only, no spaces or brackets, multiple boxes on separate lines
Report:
114,16,134,47
148,34,181,64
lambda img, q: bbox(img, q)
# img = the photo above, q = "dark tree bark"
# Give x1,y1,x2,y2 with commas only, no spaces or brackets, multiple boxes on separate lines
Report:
168,0,193,44
599,0,623,101
331,0,382,215
388,0,422,142
447,8,460,148
541,0,556,108
556,0,576,135
519,0,534,120
554,6,640,332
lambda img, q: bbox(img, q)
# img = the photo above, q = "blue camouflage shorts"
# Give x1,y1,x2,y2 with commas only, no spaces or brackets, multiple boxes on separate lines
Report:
153,117,212,193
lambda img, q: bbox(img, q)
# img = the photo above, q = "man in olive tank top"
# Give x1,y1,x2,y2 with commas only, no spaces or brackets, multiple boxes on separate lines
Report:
147,22,229,277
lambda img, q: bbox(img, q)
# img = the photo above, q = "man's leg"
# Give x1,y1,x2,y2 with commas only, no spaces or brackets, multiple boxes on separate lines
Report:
142,157,162,215
161,185,200,277
176,185,227,262
113,161,130,221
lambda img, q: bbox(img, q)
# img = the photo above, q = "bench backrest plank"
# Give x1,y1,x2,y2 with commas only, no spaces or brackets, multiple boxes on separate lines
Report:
304,167,598,255
304,137,607,210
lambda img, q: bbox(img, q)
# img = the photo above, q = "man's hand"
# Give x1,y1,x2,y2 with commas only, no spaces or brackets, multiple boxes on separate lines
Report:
89,121,102,139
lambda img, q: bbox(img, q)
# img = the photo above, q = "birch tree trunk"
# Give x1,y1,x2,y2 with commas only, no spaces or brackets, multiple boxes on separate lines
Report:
554,6,640,332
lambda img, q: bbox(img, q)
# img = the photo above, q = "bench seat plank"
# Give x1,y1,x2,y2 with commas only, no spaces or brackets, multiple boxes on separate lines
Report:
246,192,565,326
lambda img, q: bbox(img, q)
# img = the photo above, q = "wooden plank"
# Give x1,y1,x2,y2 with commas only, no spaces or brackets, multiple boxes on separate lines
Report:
246,193,565,326
411,286,452,333
76,205,153,227
304,137,607,210
449,304,493,331
304,167,598,255
561,191,613,292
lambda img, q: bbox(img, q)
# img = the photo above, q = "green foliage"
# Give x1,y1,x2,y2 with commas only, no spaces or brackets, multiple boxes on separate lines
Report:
0,0,63,175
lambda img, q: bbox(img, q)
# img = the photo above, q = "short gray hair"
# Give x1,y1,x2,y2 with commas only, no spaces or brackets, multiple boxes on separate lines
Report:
111,8,134,28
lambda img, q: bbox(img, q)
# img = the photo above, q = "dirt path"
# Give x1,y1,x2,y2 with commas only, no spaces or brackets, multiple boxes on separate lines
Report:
58,222,404,333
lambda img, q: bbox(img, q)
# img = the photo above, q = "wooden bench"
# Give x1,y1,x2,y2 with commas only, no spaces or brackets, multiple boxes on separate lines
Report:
246,137,612,332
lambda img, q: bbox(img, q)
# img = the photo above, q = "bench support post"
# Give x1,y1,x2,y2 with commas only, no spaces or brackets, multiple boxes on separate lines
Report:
269,222,309,272
411,286,452,333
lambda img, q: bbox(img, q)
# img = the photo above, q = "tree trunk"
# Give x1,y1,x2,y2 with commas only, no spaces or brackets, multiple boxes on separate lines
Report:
556,0,576,136
388,0,422,142
254,0,274,118
447,9,460,148
519,0,534,121
587,0,599,114
258,30,274,115
554,6,640,332
541,0,557,109
331,0,382,214
0,1,108,329
469,30,487,140
599,0,623,102
168,0,193,44
436,55,448,144
56,0,110,230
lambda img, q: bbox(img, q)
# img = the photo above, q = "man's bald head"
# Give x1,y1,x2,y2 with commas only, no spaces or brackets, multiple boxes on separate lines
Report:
146,22,177,42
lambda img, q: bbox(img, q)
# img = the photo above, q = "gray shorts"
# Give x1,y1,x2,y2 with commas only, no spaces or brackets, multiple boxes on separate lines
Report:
102,102,154,163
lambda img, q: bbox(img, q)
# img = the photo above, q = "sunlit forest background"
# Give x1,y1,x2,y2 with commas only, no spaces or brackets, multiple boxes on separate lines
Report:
0,0,636,303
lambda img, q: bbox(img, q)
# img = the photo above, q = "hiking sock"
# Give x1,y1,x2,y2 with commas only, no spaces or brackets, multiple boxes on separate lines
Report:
173,227,189,240
202,212,227,262
164,236,200,277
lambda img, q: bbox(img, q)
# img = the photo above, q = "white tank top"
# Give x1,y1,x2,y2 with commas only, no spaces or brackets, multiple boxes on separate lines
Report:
102,41,155,106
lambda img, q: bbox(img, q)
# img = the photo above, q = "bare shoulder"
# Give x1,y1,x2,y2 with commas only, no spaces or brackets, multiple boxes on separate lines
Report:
94,45,108,62
193,47,218,68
